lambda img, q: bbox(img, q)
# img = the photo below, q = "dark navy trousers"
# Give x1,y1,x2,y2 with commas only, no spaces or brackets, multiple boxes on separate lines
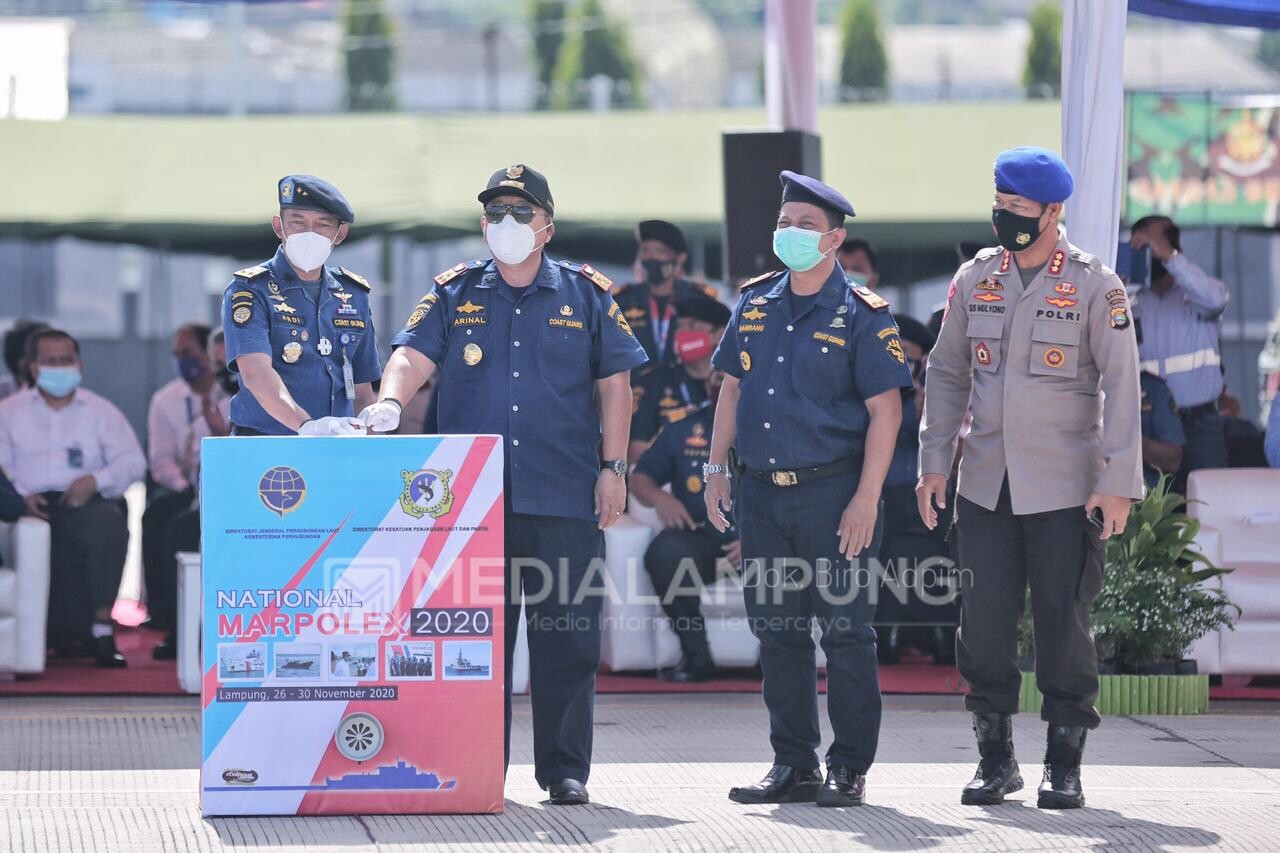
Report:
738,472,883,773
502,513,605,789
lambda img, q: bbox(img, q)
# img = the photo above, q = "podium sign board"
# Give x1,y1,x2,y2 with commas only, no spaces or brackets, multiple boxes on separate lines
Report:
199,435,505,816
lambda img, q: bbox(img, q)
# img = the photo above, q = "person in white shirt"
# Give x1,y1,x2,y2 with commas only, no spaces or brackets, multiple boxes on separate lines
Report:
152,329,233,661
142,323,215,640
0,328,146,667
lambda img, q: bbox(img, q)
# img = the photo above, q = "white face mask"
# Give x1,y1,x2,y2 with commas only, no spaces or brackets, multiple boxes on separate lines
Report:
282,230,335,273
485,215,550,265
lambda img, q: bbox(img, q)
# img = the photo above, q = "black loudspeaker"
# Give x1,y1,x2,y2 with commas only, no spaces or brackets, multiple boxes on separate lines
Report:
721,130,823,281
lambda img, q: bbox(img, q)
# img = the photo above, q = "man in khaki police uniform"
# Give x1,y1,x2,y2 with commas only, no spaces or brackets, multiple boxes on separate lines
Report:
916,147,1143,811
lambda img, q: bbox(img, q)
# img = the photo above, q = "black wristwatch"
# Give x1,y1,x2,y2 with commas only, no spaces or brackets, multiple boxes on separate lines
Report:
601,459,627,477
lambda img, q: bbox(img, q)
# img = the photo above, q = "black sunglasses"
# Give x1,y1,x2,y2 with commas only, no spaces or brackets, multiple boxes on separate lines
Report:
484,204,537,225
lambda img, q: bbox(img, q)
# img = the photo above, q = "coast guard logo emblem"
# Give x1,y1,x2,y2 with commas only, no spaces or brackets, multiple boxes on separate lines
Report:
399,469,455,519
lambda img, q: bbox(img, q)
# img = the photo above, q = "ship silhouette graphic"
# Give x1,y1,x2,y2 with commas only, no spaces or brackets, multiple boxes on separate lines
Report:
205,759,456,793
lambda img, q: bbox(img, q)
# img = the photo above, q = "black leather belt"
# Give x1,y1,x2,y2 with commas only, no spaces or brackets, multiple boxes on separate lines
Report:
740,457,861,487
1176,401,1218,417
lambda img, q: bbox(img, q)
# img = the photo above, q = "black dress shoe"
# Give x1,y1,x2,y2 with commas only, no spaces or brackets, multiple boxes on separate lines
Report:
816,765,865,807
547,778,589,805
876,625,902,665
152,635,177,661
728,764,823,804
931,626,956,665
1037,725,1087,809
961,712,1023,805
93,635,127,668
663,646,716,683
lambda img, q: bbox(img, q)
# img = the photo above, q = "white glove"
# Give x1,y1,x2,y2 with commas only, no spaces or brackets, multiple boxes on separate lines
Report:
358,399,403,433
298,416,366,437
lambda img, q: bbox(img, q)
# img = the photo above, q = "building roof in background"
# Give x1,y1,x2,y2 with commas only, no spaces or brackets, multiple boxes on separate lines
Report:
0,100,1060,251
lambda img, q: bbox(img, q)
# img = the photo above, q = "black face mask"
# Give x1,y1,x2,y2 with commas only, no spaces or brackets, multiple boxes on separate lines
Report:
640,259,675,285
992,208,1044,253
1150,257,1168,282
216,366,238,395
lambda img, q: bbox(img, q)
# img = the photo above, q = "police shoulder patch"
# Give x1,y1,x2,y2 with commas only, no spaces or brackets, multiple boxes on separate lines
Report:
739,270,782,291
850,284,889,311
233,265,269,280
434,260,486,287
336,267,371,291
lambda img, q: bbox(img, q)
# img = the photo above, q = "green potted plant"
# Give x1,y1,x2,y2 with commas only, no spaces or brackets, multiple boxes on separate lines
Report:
1019,476,1238,715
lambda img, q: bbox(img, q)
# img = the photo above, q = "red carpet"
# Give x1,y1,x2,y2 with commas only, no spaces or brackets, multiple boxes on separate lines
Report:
4,605,1279,701
597,657,969,695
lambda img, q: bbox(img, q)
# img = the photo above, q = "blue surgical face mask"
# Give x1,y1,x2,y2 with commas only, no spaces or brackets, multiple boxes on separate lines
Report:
173,355,209,385
773,226,837,273
35,366,82,398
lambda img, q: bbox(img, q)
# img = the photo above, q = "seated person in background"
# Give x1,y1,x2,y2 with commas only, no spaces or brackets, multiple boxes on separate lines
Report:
1,319,50,402
1140,371,1185,489
153,329,234,660
142,323,214,637
630,369,738,683
0,328,146,667
628,296,730,464
876,316,955,665
1218,388,1268,468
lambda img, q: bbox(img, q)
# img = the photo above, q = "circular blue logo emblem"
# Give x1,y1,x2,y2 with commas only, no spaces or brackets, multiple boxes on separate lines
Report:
258,466,306,518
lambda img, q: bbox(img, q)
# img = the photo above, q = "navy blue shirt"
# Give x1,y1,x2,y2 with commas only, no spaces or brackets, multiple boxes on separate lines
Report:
631,363,710,444
612,278,721,372
634,404,736,541
712,267,913,470
391,256,649,521
885,392,920,488
1139,371,1185,489
222,247,382,434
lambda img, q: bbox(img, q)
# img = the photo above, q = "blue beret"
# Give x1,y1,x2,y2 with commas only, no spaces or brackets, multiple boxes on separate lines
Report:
993,147,1074,204
779,170,856,220
278,175,355,224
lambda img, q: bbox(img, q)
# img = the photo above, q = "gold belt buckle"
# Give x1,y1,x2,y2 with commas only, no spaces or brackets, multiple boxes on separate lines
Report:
771,470,798,487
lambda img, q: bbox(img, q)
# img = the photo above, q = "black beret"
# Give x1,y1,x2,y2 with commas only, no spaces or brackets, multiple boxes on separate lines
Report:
895,315,936,354
779,170,856,220
478,164,554,216
675,295,731,328
637,220,688,254
278,175,354,224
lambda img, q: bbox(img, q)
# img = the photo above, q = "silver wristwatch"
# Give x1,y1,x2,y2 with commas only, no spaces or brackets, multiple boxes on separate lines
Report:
602,459,628,477
702,463,731,482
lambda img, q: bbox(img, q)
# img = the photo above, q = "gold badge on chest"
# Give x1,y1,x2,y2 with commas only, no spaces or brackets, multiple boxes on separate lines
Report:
463,343,483,366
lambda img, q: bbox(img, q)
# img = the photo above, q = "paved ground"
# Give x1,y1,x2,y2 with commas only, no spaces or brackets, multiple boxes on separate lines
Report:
1,693,1278,852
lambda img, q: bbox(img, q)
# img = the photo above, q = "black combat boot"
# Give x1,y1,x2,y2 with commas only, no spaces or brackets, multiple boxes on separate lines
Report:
1037,724,1087,809
961,712,1023,805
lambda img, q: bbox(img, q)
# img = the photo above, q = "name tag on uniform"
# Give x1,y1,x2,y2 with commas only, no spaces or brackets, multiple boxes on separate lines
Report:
342,354,356,401
67,447,84,469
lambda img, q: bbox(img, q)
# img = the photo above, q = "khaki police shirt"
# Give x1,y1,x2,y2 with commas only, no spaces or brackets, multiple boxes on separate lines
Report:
919,231,1144,515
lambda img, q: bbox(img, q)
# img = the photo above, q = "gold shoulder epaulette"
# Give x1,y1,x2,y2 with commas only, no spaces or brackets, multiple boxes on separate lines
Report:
578,263,613,292
739,270,781,291
850,283,890,311
336,267,371,291
233,265,268,280
434,260,484,286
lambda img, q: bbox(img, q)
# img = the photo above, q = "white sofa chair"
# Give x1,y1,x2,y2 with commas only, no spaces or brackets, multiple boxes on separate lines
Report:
1187,469,1280,676
176,551,203,694
0,518,52,676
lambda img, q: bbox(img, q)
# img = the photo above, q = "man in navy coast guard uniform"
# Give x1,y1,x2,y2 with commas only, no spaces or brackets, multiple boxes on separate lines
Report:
221,175,381,436
360,164,648,805
704,171,912,807
611,219,721,372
